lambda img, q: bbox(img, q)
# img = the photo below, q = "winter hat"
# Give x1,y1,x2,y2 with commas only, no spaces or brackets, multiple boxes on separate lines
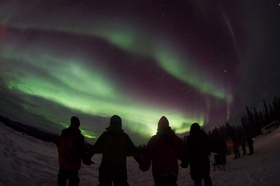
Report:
70,116,80,128
110,115,122,128
190,123,201,135
158,116,169,131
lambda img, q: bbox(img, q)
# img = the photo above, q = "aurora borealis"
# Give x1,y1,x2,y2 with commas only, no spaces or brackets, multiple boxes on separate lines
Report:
0,0,280,144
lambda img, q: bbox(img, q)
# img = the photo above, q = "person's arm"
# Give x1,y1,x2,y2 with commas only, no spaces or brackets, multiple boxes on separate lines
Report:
139,137,155,171
78,135,85,153
180,137,190,168
123,133,142,164
81,141,95,165
174,135,186,162
57,129,66,149
91,132,107,154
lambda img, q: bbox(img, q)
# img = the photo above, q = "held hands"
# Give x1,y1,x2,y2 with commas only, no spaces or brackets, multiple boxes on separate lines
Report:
82,151,94,166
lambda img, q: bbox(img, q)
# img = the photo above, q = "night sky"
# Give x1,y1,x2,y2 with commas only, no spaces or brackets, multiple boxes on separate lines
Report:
0,0,280,144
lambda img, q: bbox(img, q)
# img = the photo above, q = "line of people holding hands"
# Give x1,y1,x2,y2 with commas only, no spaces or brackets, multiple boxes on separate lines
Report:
57,115,212,186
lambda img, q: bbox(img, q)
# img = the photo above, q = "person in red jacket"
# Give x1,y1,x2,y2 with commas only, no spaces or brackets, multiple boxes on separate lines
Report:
57,116,85,186
140,116,185,186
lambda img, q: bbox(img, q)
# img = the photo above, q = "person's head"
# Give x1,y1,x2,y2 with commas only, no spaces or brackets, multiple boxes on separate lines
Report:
157,116,170,132
190,122,201,135
70,116,80,128
110,115,122,128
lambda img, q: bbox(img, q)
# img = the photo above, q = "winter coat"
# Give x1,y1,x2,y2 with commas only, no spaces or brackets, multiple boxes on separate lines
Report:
140,127,185,174
57,126,85,171
185,130,211,179
212,137,227,156
92,125,140,166
232,136,240,151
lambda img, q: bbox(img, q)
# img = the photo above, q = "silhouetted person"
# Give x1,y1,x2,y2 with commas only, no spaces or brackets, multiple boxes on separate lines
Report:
240,134,247,155
216,137,227,158
184,123,212,186
140,116,185,186
247,131,254,155
57,116,85,186
212,136,227,169
232,135,240,159
92,115,141,186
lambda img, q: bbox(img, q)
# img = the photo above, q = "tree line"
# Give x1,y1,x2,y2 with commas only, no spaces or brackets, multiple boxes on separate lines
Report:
136,96,280,155
209,96,280,142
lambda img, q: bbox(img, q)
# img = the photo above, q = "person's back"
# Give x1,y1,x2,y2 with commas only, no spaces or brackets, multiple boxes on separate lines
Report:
92,115,140,186
140,116,185,186
232,135,240,159
212,137,227,157
97,126,134,166
141,129,184,174
185,123,212,186
214,137,227,166
246,130,254,155
187,130,209,162
58,127,84,169
57,116,85,186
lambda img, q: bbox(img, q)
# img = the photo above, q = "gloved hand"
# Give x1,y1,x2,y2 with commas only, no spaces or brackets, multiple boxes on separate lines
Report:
82,151,94,166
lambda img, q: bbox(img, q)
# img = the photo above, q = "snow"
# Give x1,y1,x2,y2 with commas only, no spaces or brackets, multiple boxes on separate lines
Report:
1,122,280,186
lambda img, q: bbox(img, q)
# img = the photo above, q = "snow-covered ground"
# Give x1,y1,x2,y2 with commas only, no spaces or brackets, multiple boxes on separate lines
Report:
1,122,280,186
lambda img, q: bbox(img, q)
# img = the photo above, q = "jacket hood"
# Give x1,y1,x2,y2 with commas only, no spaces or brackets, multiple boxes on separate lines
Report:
158,116,170,132
190,123,201,135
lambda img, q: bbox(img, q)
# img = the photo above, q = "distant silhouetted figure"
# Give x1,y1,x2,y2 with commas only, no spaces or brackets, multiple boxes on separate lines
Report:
92,115,141,186
246,131,254,155
240,134,247,155
140,116,185,186
57,116,85,186
184,123,212,186
211,136,227,171
232,135,240,159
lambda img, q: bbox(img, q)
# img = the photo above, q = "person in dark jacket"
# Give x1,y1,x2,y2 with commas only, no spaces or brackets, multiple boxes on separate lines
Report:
246,130,254,155
140,116,185,186
92,115,141,186
184,123,212,186
57,116,85,186
211,136,227,171
240,133,247,155
232,135,240,159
